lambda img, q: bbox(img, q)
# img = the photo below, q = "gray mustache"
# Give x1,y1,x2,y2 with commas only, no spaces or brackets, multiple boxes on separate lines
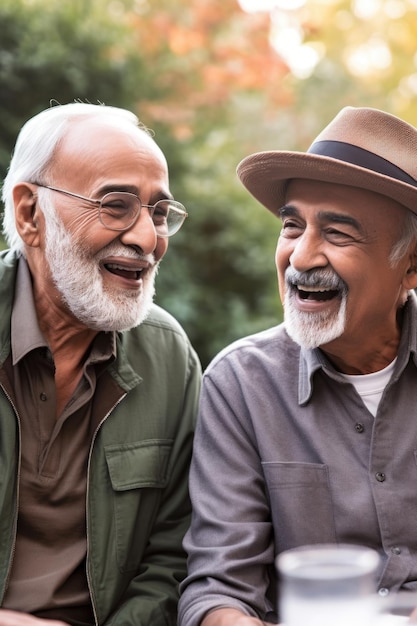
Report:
285,267,347,292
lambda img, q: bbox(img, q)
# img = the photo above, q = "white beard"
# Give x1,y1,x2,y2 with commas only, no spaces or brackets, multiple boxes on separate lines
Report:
42,194,158,331
284,267,347,349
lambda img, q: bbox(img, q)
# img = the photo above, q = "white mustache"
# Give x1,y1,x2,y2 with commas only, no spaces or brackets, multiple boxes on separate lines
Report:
94,242,154,265
285,266,347,293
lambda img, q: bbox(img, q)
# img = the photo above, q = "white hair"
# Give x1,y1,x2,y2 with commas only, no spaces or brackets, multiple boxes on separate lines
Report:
1,102,149,254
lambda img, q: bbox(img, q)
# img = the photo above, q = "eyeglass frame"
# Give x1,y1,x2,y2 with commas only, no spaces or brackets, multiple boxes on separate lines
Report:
33,183,188,237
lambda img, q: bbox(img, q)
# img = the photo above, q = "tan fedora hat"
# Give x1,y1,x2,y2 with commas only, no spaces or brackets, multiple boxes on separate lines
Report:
237,106,417,216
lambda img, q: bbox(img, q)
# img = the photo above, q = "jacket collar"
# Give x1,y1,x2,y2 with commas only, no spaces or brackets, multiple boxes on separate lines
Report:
0,249,20,365
11,257,47,364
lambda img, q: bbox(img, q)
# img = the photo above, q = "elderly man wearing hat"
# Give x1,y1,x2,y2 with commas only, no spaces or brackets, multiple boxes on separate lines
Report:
179,107,417,626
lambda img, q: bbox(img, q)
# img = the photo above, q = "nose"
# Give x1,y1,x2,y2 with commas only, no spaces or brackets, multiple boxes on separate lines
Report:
119,207,158,255
288,229,328,272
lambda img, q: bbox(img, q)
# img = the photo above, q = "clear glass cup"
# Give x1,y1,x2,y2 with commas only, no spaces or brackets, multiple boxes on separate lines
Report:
276,544,380,626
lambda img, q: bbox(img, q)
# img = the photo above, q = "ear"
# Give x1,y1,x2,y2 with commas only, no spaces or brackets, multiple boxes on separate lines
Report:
13,183,41,248
403,245,417,290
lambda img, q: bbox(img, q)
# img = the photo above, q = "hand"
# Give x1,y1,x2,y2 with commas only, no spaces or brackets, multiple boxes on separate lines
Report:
0,610,69,626
409,606,417,622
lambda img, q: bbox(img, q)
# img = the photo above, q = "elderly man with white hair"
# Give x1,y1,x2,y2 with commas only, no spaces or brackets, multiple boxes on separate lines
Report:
0,102,201,626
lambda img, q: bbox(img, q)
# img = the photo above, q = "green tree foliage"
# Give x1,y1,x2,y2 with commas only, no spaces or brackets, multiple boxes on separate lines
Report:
4,0,417,367
115,0,290,365
0,0,155,177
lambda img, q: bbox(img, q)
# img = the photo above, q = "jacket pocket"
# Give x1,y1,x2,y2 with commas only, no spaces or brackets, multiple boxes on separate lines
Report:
104,439,173,571
261,462,337,551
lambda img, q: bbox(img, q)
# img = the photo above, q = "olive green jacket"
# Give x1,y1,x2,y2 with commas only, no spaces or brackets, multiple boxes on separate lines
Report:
0,250,201,626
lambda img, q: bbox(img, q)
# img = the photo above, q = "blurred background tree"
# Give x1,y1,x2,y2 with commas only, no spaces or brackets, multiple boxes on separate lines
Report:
1,0,417,367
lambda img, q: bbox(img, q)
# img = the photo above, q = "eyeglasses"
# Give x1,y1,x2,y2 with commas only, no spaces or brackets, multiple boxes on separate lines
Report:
34,184,188,237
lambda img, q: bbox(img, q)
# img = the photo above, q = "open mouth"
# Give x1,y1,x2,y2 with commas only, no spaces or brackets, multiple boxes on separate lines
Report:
297,285,339,301
104,263,143,281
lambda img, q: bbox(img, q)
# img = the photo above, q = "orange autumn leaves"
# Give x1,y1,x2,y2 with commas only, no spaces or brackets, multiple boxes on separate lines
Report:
127,0,289,138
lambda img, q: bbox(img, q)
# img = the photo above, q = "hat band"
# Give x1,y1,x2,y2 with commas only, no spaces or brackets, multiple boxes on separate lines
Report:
309,140,417,188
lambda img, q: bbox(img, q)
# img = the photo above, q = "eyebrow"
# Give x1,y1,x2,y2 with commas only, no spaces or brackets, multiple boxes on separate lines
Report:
279,204,298,219
279,204,363,231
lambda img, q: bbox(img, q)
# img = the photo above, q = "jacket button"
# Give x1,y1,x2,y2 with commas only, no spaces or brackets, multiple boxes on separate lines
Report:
355,423,364,433
375,472,386,482
391,547,401,555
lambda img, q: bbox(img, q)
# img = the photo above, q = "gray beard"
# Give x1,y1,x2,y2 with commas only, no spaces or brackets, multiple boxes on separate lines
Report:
284,291,347,349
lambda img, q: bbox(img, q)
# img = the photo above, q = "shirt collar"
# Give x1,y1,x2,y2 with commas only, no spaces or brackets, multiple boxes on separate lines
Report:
297,291,417,405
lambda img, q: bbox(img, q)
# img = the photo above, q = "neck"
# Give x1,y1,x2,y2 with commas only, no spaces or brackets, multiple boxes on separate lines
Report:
319,298,407,375
320,335,400,375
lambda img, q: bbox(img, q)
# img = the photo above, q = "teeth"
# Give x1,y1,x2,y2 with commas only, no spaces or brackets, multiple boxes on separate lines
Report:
297,285,331,293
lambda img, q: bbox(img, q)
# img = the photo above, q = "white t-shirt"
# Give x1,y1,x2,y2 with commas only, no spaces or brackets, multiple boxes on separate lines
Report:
339,359,397,417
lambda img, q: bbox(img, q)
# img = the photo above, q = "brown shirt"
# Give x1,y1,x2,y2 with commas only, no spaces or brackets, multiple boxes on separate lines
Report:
2,259,117,625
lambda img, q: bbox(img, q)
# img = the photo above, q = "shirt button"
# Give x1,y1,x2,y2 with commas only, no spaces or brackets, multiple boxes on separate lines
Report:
40,392,48,402
355,423,365,433
375,472,386,482
391,547,401,555
378,588,390,597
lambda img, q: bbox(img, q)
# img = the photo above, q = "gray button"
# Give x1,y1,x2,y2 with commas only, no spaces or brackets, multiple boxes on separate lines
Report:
375,472,386,482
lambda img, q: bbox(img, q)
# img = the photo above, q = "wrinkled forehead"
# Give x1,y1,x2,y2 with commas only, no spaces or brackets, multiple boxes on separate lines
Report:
286,178,410,213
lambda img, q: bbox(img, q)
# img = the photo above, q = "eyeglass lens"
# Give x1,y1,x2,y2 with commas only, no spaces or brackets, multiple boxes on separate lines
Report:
99,193,185,236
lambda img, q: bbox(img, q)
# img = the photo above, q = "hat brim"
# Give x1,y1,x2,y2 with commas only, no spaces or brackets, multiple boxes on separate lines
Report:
237,151,417,217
